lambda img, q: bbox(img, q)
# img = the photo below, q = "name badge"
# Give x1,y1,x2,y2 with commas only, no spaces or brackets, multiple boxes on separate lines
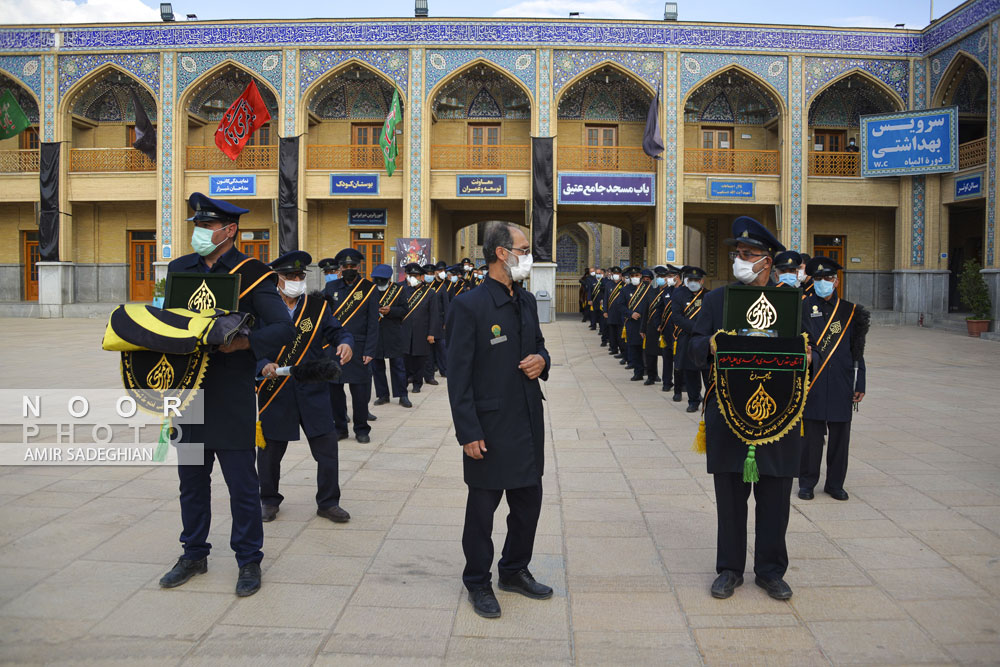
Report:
810,312,824,318
490,335,508,345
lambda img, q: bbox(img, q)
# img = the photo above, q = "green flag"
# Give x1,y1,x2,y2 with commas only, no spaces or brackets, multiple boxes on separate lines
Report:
379,88,402,177
0,89,29,141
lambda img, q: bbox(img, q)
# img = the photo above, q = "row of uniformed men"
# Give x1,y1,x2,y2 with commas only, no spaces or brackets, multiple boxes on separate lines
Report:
577,217,866,601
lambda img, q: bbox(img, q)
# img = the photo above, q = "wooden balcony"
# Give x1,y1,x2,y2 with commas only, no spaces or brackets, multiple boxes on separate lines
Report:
684,148,780,175
430,144,530,170
0,149,39,173
186,145,277,171
959,137,987,169
306,144,399,171
809,151,860,177
69,147,154,172
557,145,655,172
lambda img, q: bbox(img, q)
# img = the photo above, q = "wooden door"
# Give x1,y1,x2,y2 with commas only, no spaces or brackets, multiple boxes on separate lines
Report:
128,231,156,301
351,123,381,169
586,125,618,169
240,230,271,264
352,230,385,279
469,124,501,169
813,235,846,290
22,231,39,301
813,130,846,153
701,127,734,172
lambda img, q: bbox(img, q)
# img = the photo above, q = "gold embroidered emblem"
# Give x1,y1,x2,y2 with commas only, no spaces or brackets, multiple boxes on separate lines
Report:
746,382,777,424
746,292,778,331
353,291,363,301
300,317,314,333
829,320,842,335
146,354,175,391
491,324,502,337
187,279,216,311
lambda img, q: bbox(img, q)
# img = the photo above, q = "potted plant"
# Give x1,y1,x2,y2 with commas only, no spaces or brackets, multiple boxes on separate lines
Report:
153,278,166,309
957,259,991,337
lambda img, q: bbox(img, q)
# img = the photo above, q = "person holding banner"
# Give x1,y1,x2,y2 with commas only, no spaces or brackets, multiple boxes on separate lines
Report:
257,251,355,525
372,263,413,409
690,216,805,601
324,248,380,444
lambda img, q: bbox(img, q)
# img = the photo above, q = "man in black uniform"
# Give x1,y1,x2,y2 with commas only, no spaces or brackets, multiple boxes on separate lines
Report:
580,267,597,325
798,253,814,300
371,263,412,409
798,257,866,501
774,250,803,288
672,266,709,412
690,216,804,601
642,266,670,386
590,267,605,336
606,268,628,361
401,262,441,394
323,248,380,444
159,193,294,597
318,257,339,286
625,268,654,381
257,251,354,524
447,221,552,619
424,261,449,384
659,264,684,394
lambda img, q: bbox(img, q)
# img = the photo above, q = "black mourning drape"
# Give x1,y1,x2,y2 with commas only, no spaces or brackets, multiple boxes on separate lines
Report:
531,137,553,263
38,142,60,261
278,136,299,255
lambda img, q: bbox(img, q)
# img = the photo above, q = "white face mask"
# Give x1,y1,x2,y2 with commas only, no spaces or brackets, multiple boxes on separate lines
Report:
463,264,473,272
437,271,446,280
630,276,640,286
449,275,458,283
504,250,533,282
733,256,766,285
666,276,677,287
590,271,596,277
797,268,807,281
407,275,420,287
376,283,389,292
611,274,620,282
595,274,604,281
684,279,702,292
279,278,307,299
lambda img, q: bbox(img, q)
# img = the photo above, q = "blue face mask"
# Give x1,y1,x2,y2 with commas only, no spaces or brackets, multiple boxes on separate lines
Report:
423,275,434,283
655,277,666,287
324,273,337,283
191,225,223,257
814,279,835,298
450,275,458,283
777,273,799,288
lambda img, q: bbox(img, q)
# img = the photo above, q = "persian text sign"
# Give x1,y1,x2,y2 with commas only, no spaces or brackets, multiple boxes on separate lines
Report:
557,173,655,206
955,173,982,200
861,107,958,177
708,179,755,200
457,175,507,197
330,174,379,195
348,208,388,226
209,175,256,196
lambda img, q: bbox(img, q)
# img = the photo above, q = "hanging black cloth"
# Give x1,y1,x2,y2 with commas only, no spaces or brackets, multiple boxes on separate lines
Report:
531,137,553,262
278,136,299,255
38,142,60,261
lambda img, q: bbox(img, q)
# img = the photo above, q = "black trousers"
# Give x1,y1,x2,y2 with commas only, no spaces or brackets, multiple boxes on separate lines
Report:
683,368,710,405
258,431,341,510
405,354,427,389
424,340,447,379
713,473,792,580
373,357,408,399
799,419,851,493
643,341,660,380
628,343,644,376
589,306,599,328
581,305,590,322
608,322,621,354
462,483,543,591
178,448,262,567
661,344,684,391
600,317,608,343
330,382,371,436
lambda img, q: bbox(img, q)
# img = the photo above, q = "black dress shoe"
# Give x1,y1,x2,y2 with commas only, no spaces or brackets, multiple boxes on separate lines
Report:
614,353,624,359
589,325,597,330
425,378,439,386
825,488,849,501
159,557,207,588
600,341,608,347
630,374,643,381
643,377,656,386
662,383,673,392
336,430,349,441
710,570,743,599
368,412,378,421
619,359,627,366
468,587,501,618
686,403,699,413
498,568,553,600
411,387,421,394
797,488,814,500
373,396,389,406
236,562,261,597
317,505,350,523
672,393,683,402
755,575,793,600
356,434,371,444
399,397,413,408
261,505,279,522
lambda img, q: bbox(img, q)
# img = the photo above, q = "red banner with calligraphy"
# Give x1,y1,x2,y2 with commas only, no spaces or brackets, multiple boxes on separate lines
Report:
214,80,271,160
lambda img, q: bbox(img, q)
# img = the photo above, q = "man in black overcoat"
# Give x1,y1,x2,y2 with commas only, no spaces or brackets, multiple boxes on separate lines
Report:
372,263,412,409
401,263,441,394
671,265,710,412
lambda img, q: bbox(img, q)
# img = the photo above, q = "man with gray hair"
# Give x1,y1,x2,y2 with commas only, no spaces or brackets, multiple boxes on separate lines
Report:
446,221,553,619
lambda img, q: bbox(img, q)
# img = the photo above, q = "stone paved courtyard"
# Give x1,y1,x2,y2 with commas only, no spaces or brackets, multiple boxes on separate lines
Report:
1,317,999,665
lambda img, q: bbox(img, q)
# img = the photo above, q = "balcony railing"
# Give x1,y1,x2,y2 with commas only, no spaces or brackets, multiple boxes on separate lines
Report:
186,145,277,170
430,144,530,170
557,145,655,172
959,137,987,169
684,148,780,175
809,151,860,177
0,149,39,173
69,147,155,172
307,144,399,171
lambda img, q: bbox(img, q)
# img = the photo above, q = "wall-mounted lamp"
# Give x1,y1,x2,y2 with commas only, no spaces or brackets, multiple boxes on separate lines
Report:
160,3,174,21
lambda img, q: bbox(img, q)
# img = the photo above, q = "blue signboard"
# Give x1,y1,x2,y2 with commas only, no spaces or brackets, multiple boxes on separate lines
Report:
954,173,983,200
860,107,958,177
457,175,507,197
348,208,388,226
708,179,755,200
330,174,379,195
209,175,256,196
557,173,655,206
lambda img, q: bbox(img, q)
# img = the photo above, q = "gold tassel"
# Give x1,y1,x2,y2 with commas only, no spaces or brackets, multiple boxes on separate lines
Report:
659,335,666,349
800,419,804,437
692,420,706,454
673,340,677,355
255,420,266,449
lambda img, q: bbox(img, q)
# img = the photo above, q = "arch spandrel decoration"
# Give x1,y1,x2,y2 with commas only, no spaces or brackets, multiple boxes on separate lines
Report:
804,57,908,105
68,70,158,123
426,49,535,99
300,49,408,97
58,53,160,101
176,51,283,98
553,50,662,96
0,56,41,98
929,26,989,100
557,68,652,123
0,72,40,123
431,63,531,120
680,53,788,102
307,64,400,120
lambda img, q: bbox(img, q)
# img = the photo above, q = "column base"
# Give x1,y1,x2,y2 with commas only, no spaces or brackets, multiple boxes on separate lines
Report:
980,269,1000,333
892,270,949,322
36,261,75,319
529,262,556,324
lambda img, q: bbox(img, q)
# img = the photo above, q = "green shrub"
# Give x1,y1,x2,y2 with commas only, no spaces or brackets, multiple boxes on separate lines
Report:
957,259,991,320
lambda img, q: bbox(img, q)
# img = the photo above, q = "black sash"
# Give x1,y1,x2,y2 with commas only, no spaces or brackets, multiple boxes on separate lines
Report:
810,299,857,388
228,256,276,307
380,281,403,308
332,279,377,327
256,294,327,414
628,282,650,309
674,288,704,339
607,282,624,306
403,284,432,321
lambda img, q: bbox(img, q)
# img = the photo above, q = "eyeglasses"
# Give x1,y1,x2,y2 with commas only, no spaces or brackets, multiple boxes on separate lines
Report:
505,246,531,256
282,272,306,281
729,250,767,261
